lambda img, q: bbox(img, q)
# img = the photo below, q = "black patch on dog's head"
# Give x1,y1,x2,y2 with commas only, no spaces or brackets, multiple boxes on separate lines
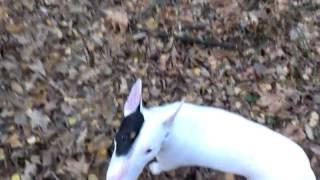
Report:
115,106,144,156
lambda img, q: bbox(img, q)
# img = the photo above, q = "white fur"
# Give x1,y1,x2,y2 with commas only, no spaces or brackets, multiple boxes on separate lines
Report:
145,102,316,180
106,79,316,180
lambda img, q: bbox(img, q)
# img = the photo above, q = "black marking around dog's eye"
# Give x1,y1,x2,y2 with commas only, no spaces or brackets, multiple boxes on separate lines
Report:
115,106,144,156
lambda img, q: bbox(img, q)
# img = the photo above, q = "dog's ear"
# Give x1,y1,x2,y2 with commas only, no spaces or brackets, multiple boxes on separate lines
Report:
124,79,143,116
163,99,185,128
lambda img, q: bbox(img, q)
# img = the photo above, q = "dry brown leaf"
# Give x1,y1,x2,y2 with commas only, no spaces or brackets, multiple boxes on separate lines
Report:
7,134,23,148
64,156,89,175
281,124,306,143
276,0,289,11
0,6,8,19
104,8,128,33
22,0,35,11
119,77,128,94
6,23,25,33
145,17,158,31
257,93,287,114
11,82,24,94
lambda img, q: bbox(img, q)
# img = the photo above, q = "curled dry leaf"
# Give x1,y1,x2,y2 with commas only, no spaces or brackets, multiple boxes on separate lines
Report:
104,8,128,33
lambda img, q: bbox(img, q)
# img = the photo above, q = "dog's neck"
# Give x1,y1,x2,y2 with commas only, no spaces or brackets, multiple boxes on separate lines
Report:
150,102,313,179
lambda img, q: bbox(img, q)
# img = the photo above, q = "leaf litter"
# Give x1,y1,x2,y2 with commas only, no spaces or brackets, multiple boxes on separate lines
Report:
0,0,319,179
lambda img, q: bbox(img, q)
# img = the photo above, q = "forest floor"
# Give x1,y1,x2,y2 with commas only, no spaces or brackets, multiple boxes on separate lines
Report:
0,0,320,179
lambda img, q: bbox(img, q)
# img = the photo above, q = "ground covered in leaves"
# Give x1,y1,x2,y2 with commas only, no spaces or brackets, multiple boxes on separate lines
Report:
0,0,320,179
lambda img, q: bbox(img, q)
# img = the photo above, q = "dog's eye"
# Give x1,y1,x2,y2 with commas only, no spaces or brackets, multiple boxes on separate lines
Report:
145,148,152,154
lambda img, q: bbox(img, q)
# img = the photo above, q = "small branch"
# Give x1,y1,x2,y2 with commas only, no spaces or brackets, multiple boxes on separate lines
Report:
134,28,238,50
75,28,95,67
174,34,237,50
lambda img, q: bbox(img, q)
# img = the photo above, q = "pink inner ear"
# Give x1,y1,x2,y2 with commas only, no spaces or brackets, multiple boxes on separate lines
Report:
124,79,142,116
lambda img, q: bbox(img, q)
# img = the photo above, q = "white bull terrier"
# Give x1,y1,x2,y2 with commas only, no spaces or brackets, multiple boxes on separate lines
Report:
106,79,316,180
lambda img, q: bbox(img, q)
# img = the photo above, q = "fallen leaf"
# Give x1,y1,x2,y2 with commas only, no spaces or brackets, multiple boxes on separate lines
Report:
64,156,89,175
0,6,8,19
26,109,51,130
104,8,128,33
76,128,87,145
309,111,319,128
277,0,289,11
88,174,98,180
305,125,314,140
244,93,259,104
281,124,306,143
67,116,77,126
14,112,28,126
257,93,287,114
22,0,35,11
6,23,25,33
11,173,20,180
11,81,24,94
26,136,38,145
145,17,158,31
119,77,128,94
310,144,320,156
0,148,5,161
21,161,37,180
28,59,46,76
7,133,23,148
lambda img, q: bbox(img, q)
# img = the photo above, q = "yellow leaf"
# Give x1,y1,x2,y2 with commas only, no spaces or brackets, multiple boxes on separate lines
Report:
0,148,5,161
11,174,20,180
193,68,201,76
88,174,98,180
97,146,107,159
145,18,158,31
68,117,77,126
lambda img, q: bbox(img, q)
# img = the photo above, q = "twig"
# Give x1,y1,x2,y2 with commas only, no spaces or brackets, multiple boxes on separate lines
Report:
134,28,237,50
75,28,95,67
174,34,237,50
